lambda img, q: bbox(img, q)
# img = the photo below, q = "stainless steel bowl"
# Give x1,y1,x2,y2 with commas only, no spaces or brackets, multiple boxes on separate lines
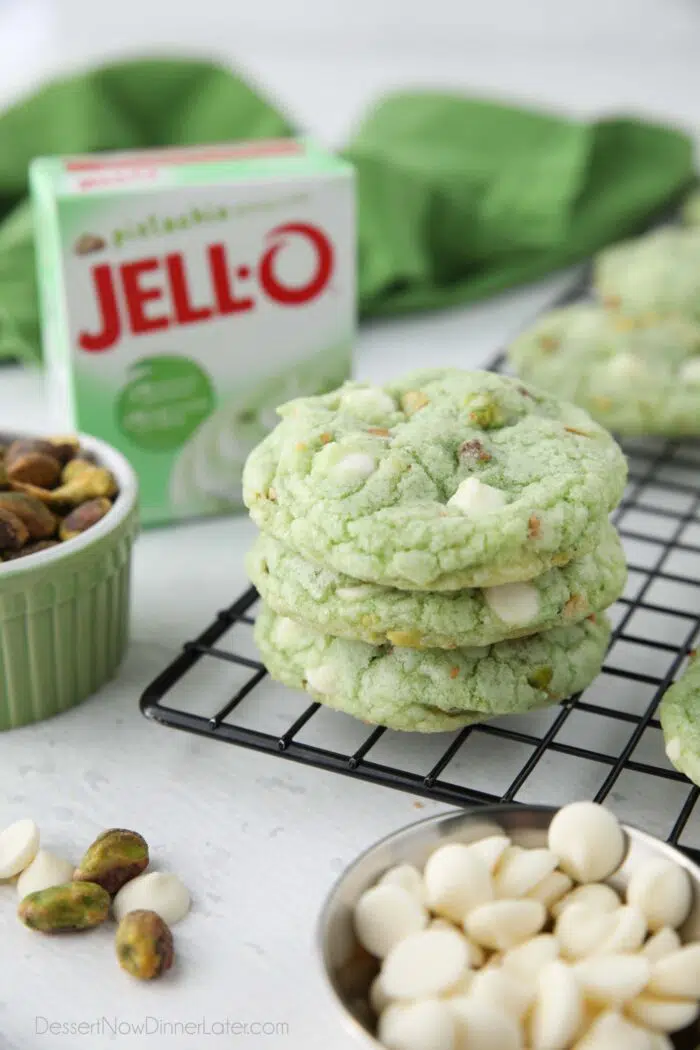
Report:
317,804,700,1048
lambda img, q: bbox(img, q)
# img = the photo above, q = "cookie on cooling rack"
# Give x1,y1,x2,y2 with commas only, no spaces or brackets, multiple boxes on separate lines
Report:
247,522,626,649
508,303,700,437
659,653,700,787
242,370,626,591
682,188,700,227
254,604,611,733
594,227,700,322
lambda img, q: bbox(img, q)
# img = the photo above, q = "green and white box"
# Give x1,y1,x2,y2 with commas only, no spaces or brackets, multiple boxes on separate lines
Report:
31,140,355,525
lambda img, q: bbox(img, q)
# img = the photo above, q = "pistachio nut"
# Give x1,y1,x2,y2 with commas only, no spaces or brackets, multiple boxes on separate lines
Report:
62,458,95,484
115,909,174,980
0,507,29,551
11,466,117,507
5,439,62,489
48,436,81,463
73,828,149,894
0,492,57,539
59,497,112,541
18,881,110,933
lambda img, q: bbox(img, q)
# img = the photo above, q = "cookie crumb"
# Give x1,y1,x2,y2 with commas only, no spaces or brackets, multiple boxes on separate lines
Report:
449,667,459,679
563,594,588,618
539,335,559,352
367,427,390,437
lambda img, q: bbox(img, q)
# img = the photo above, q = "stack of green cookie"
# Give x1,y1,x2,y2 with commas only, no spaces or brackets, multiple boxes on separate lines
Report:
242,369,628,733
508,187,700,437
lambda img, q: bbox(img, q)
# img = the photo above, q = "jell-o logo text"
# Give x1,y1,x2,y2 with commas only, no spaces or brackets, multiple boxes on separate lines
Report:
78,222,334,353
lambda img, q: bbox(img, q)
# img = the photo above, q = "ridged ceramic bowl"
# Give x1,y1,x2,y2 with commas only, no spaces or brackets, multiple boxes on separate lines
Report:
0,434,138,730
318,804,700,1048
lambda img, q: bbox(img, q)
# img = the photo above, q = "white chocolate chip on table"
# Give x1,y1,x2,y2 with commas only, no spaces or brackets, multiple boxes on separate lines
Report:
16,850,74,898
0,819,40,879
112,870,191,927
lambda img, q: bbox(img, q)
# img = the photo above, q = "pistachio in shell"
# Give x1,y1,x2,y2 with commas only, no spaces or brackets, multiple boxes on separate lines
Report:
73,828,149,894
59,497,112,541
48,435,80,463
12,466,118,508
5,439,62,489
62,457,95,484
0,506,29,551
0,492,57,539
18,881,110,933
115,909,174,980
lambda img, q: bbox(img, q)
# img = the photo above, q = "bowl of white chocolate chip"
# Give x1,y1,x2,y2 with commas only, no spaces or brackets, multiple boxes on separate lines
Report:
317,801,700,1050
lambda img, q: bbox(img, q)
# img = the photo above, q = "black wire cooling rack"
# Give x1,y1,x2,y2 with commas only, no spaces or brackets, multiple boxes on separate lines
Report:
140,276,700,860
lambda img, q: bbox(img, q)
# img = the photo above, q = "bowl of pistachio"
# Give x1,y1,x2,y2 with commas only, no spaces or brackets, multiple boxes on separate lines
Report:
0,432,138,730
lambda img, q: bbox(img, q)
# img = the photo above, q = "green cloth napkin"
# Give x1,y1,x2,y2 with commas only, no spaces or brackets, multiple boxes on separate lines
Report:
0,58,692,362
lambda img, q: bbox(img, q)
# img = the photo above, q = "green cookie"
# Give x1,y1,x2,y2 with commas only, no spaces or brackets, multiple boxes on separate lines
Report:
594,228,700,322
247,523,625,649
254,604,611,733
659,653,700,786
508,304,700,437
682,189,700,227
242,370,626,591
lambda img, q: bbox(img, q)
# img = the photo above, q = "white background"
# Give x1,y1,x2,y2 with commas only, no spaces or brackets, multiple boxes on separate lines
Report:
0,3,699,1049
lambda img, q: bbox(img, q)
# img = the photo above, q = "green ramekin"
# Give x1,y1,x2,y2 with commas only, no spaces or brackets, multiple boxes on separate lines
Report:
0,434,139,731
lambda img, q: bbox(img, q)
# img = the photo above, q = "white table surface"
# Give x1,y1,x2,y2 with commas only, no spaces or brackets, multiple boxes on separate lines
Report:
1,3,700,1044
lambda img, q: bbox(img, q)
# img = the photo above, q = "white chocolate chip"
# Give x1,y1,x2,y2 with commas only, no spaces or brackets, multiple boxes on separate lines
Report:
447,478,507,516
428,921,484,967
529,960,583,1050
527,871,574,909
354,884,428,959
380,864,426,905
465,899,546,952
607,352,646,378
502,935,560,987
641,927,682,962
370,974,392,1015
336,584,376,601
547,802,626,883
16,850,73,898
424,844,494,923
648,944,700,998
441,970,475,999
555,904,616,960
593,906,646,955
483,583,540,626
626,858,692,931
494,847,558,899
334,452,376,481
0,819,40,879
468,968,533,1020
664,736,682,763
430,928,484,965
305,664,336,695
274,616,307,645
626,995,700,1033
679,358,700,384
573,1010,655,1050
113,871,191,926
378,999,456,1050
448,998,523,1050
467,836,511,873
551,882,621,919
342,388,397,419
382,930,469,1000
573,954,650,1004
647,1035,674,1050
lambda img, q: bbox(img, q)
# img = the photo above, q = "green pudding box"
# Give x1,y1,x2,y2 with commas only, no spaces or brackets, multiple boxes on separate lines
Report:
30,140,355,526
